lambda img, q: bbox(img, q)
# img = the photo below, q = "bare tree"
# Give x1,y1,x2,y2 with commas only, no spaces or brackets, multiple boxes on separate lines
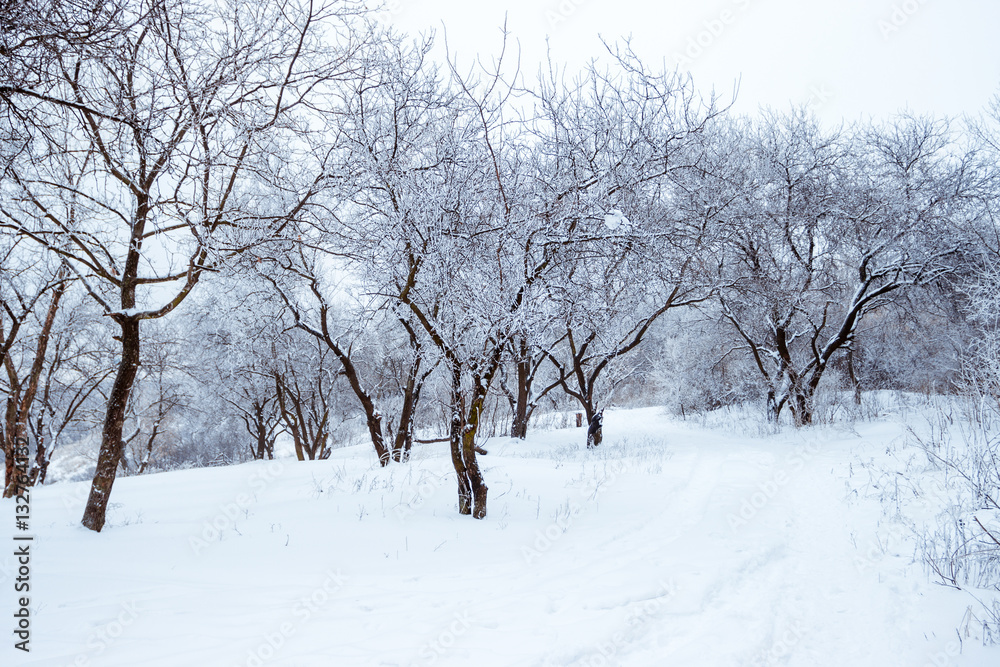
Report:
525,45,723,444
228,381,281,462
711,111,978,424
0,238,72,495
498,334,565,439
264,247,433,467
1,0,372,531
272,335,342,462
26,295,115,485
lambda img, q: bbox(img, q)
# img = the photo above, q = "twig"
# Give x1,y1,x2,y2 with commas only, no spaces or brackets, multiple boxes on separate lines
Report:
974,515,1000,547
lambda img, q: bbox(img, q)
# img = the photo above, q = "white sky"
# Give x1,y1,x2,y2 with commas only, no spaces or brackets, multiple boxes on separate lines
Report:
384,0,1000,126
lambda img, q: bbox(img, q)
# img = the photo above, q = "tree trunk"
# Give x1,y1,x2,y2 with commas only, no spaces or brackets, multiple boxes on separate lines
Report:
791,392,812,426
766,390,781,423
292,429,305,461
136,418,162,475
510,354,530,439
791,374,824,427
81,317,141,532
333,351,388,465
362,409,387,465
580,397,605,448
2,399,16,495
446,363,488,518
4,277,67,497
585,404,603,449
462,423,488,519
448,364,472,514
847,348,862,406
462,382,489,519
449,410,472,515
259,403,274,459
30,445,50,486
391,363,421,463
29,405,49,486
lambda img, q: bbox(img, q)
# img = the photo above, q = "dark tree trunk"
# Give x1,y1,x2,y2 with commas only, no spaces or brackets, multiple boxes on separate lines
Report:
449,413,472,515
448,364,472,514
324,338,388,465
30,445,50,486
391,362,421,463
847,348,862,406
766,390,781,423
585,406,603,449
81,317,141,532
29,406,49,486
4,277,66,497
274,370,330,461
241,399,276,461
510,354,530,439
447,362,488,518
2,401,15,495
791,391,812,426
462,413,488,519
254,402,271,460
364,409,387,466
29,378,50,486
135,418,162,475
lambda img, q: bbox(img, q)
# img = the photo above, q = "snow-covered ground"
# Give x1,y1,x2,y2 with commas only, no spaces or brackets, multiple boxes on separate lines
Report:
3,404,998,666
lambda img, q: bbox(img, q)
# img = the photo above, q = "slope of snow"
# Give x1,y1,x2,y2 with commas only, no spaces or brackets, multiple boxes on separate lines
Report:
2,406,997,666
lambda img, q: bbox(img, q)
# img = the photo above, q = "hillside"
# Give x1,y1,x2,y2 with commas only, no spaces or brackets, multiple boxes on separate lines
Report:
3,405,998,666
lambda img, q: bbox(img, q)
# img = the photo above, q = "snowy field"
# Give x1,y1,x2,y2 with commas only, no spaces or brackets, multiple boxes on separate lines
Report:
3,403,999,666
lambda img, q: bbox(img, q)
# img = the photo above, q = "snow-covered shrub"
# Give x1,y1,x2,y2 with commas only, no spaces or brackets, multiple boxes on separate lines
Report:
906,265,1000,642
647,310,762,416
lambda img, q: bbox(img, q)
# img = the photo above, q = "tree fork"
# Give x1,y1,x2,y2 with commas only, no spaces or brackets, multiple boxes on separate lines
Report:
462,391,489,519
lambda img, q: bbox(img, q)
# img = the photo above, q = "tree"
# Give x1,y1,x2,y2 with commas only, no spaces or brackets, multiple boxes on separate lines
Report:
1,0,372,531
264,246,435,466
498,334,565,439
525,45,723,443
272,335,340,462
0,237,72,495
711,111,979,424
343,30,529,518
1,0,129,172
26,296,114,485
227,375,281,462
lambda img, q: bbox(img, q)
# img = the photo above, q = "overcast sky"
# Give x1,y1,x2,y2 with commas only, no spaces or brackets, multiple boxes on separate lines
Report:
384,0,1000,127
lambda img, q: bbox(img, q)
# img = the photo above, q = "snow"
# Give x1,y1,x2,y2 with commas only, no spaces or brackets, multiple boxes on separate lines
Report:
603,210,630,231
3,405,998,666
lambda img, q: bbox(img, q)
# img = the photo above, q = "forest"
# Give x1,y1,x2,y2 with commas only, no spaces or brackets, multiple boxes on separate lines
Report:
2,0,998,540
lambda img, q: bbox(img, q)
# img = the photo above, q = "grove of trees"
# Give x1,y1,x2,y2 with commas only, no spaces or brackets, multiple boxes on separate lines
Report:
2,0,997,531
